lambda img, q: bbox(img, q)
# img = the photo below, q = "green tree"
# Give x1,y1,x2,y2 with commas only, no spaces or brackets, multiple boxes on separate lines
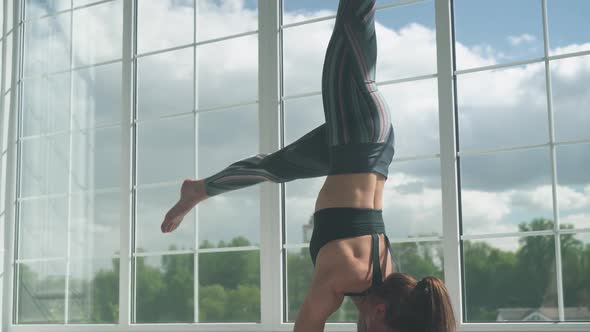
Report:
160,254,194,322
135,256,166,323
393,241,443,279
199,284,228,321
87,258,119,323
286,249,314,321
226,284,261,322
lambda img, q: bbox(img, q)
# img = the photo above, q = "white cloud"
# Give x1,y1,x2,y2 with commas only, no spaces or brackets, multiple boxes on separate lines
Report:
382,178,443,238
561,213,590,229
461,190,513,234
508,33,536,46
19,1,590,255
557,185,590,210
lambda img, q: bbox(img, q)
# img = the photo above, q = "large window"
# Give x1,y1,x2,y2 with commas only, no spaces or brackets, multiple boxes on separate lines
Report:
13,0,261,326
454,0,590,323
17,0,123,324
1,0,589,331
134,0,260,324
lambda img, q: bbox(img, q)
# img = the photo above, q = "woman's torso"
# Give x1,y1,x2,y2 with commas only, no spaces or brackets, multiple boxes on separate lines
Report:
315,173,384,211
313,173,393,294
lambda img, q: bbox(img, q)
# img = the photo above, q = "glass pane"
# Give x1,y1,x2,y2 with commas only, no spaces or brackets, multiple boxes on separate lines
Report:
197,0,257,42
137,0,194,54
0,0,3,34
285,248,313,321
380,79,439,158
551,55,590,142
285,248,357,322
196,105,260,245
22,73,70,137
556,143,590,230
197,35,258,109
68,257,119,323
25,0,70,18
198,250,260,322
72,62,123,129
137,116,194,185
392,241,443,279
283,95,325,244
197,106,258,176
460,148,554,235
6,1,12,33
137,48,193,119
17,261,66,324
548,0,590,56
70,192,120,257
73,0,123,67
375,1,437,81
283,19,333,96
18,197,67,259
0,41,3,81
454,0,544,71
24,12,71,76
136,185,195,253
457,64,548,151
385,159,442,238
463,236,558,322
72,127,121,192
20,134,69,197
1,106,6,153
2,96,10,139
284,95,324,146
4,34,11,93
561,233,590,321
73,0,106,6
198,187,260,248
135,254,194,323
285,178,325,244
282,0,338,26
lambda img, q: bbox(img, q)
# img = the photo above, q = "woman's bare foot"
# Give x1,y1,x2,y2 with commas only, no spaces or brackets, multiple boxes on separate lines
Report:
161,179,208,233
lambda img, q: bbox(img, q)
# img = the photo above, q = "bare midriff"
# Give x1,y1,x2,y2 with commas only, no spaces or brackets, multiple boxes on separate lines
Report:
314,173,385,212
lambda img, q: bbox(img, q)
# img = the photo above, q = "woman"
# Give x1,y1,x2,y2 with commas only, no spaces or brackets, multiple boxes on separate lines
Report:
162,0,455,331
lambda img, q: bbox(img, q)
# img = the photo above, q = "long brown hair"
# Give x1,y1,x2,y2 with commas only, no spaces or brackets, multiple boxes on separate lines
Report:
374,273,456,332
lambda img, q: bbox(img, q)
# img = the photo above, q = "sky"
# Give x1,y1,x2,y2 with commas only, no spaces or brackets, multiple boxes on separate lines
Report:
10,0,590,274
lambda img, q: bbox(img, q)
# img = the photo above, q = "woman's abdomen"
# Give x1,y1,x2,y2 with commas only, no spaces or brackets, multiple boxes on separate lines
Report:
315,173,385,211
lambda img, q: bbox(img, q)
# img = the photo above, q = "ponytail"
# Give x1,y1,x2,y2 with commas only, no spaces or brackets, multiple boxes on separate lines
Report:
376,273,456,332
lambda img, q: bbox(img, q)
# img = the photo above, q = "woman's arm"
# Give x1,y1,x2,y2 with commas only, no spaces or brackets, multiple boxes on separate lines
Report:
293,267,345,332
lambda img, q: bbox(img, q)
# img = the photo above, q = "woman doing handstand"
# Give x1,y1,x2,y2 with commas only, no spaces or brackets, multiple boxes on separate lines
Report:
162,1,455,331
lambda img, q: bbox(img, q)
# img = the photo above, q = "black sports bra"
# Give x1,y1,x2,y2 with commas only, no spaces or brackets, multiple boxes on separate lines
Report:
344,233,395,297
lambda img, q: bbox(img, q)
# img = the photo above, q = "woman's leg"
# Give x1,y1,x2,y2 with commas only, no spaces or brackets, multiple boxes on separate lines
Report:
322,0,391,148
204,124,330,196
161,125,330,232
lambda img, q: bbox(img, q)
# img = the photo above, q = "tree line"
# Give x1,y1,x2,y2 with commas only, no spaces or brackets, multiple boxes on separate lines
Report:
17,218,590,324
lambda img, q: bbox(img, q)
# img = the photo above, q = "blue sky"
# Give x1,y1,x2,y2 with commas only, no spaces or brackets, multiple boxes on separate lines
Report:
285,0,590,60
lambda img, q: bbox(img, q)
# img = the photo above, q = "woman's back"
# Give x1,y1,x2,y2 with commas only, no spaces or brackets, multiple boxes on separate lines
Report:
312,173,392,295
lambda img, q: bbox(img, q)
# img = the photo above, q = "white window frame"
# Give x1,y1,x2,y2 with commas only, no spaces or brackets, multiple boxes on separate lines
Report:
2,0,590,331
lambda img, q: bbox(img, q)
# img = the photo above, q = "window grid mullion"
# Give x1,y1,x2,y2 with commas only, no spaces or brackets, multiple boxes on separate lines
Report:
193,0,200,323
63,0,76,323
259,0,282,329
13,0,25,325
118,0,134,328
541,0,565,322
435,0,463,324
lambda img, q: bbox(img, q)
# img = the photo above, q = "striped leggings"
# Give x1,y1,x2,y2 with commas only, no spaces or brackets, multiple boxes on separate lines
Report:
204,0,394,197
